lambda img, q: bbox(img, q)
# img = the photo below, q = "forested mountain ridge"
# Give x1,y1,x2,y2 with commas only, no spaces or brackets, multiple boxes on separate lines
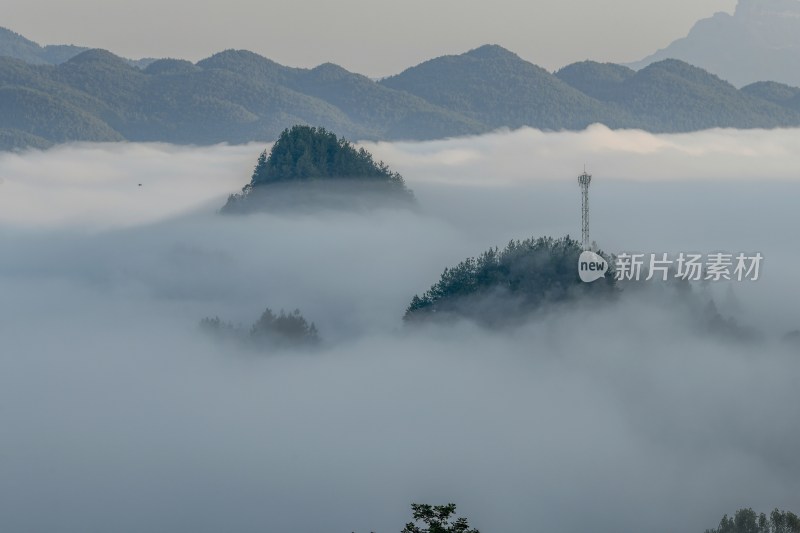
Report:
555,59,800,131
0,26,89,65
3,39,800,151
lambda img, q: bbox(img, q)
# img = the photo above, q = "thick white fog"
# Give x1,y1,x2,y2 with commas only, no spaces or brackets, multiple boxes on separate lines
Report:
1,127,799,533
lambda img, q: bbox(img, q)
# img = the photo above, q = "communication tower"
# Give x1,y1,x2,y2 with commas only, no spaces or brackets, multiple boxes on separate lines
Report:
578,169,592,251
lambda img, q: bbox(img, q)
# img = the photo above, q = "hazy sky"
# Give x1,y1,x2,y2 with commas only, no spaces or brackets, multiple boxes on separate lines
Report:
4,0,737,75
1,129,799,532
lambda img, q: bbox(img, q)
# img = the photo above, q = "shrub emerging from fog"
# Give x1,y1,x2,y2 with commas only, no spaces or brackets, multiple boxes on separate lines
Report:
402,503,479,533
222,125,414,212
404,235,616,325
249,308,319,345
705,508,800,533
200,307,319,350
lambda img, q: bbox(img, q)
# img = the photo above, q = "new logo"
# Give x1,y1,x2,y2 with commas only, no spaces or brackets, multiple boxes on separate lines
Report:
578,251,608,283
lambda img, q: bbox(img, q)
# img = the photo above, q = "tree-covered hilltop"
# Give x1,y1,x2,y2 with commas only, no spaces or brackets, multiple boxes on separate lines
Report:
250,125,406,184
222,125,414,212
404,236,616,325
404,234,765,341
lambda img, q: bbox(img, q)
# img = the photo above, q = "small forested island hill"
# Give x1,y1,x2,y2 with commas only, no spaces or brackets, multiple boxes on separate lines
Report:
404,236,617,326
222,125,415,213
404,235,763,341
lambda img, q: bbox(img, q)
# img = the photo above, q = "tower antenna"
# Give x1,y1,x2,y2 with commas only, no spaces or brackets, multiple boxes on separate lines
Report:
578,169,592,251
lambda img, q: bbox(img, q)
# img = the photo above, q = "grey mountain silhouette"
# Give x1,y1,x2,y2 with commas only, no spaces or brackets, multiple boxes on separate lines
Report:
629,0,800,87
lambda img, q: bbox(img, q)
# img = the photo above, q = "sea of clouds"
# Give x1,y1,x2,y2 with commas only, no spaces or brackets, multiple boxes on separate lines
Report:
1,125,798,533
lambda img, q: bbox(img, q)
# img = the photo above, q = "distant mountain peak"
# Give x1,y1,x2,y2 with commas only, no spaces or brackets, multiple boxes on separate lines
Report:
199,49,275,68
554,61,635,101
310,62,350,77
630,0,800,87
645,58,702,71
741,80,800,106
65,48,129,66
638,58,736,91
556,60,634,81
464,44,519,60
205,49,268,62
143,58,199,75
197,49,290,79
381,44,615,131
647,57,725,75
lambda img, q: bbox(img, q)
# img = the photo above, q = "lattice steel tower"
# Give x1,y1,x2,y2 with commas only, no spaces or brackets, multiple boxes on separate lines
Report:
578,169,592,251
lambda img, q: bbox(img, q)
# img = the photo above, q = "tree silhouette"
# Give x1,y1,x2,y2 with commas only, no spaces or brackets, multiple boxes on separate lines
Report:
705,508,800,533
200,307,319,350
402,503,479,533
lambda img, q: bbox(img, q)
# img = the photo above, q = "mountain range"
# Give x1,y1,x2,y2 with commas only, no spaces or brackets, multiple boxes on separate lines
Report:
2,26,800,151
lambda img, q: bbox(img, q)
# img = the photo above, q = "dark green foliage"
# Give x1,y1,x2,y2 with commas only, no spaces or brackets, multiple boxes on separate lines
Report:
222,125,414,212
250,125,405,184
705,508,800,533
200,307,319,351
402,503,479,533
404,236,615,325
